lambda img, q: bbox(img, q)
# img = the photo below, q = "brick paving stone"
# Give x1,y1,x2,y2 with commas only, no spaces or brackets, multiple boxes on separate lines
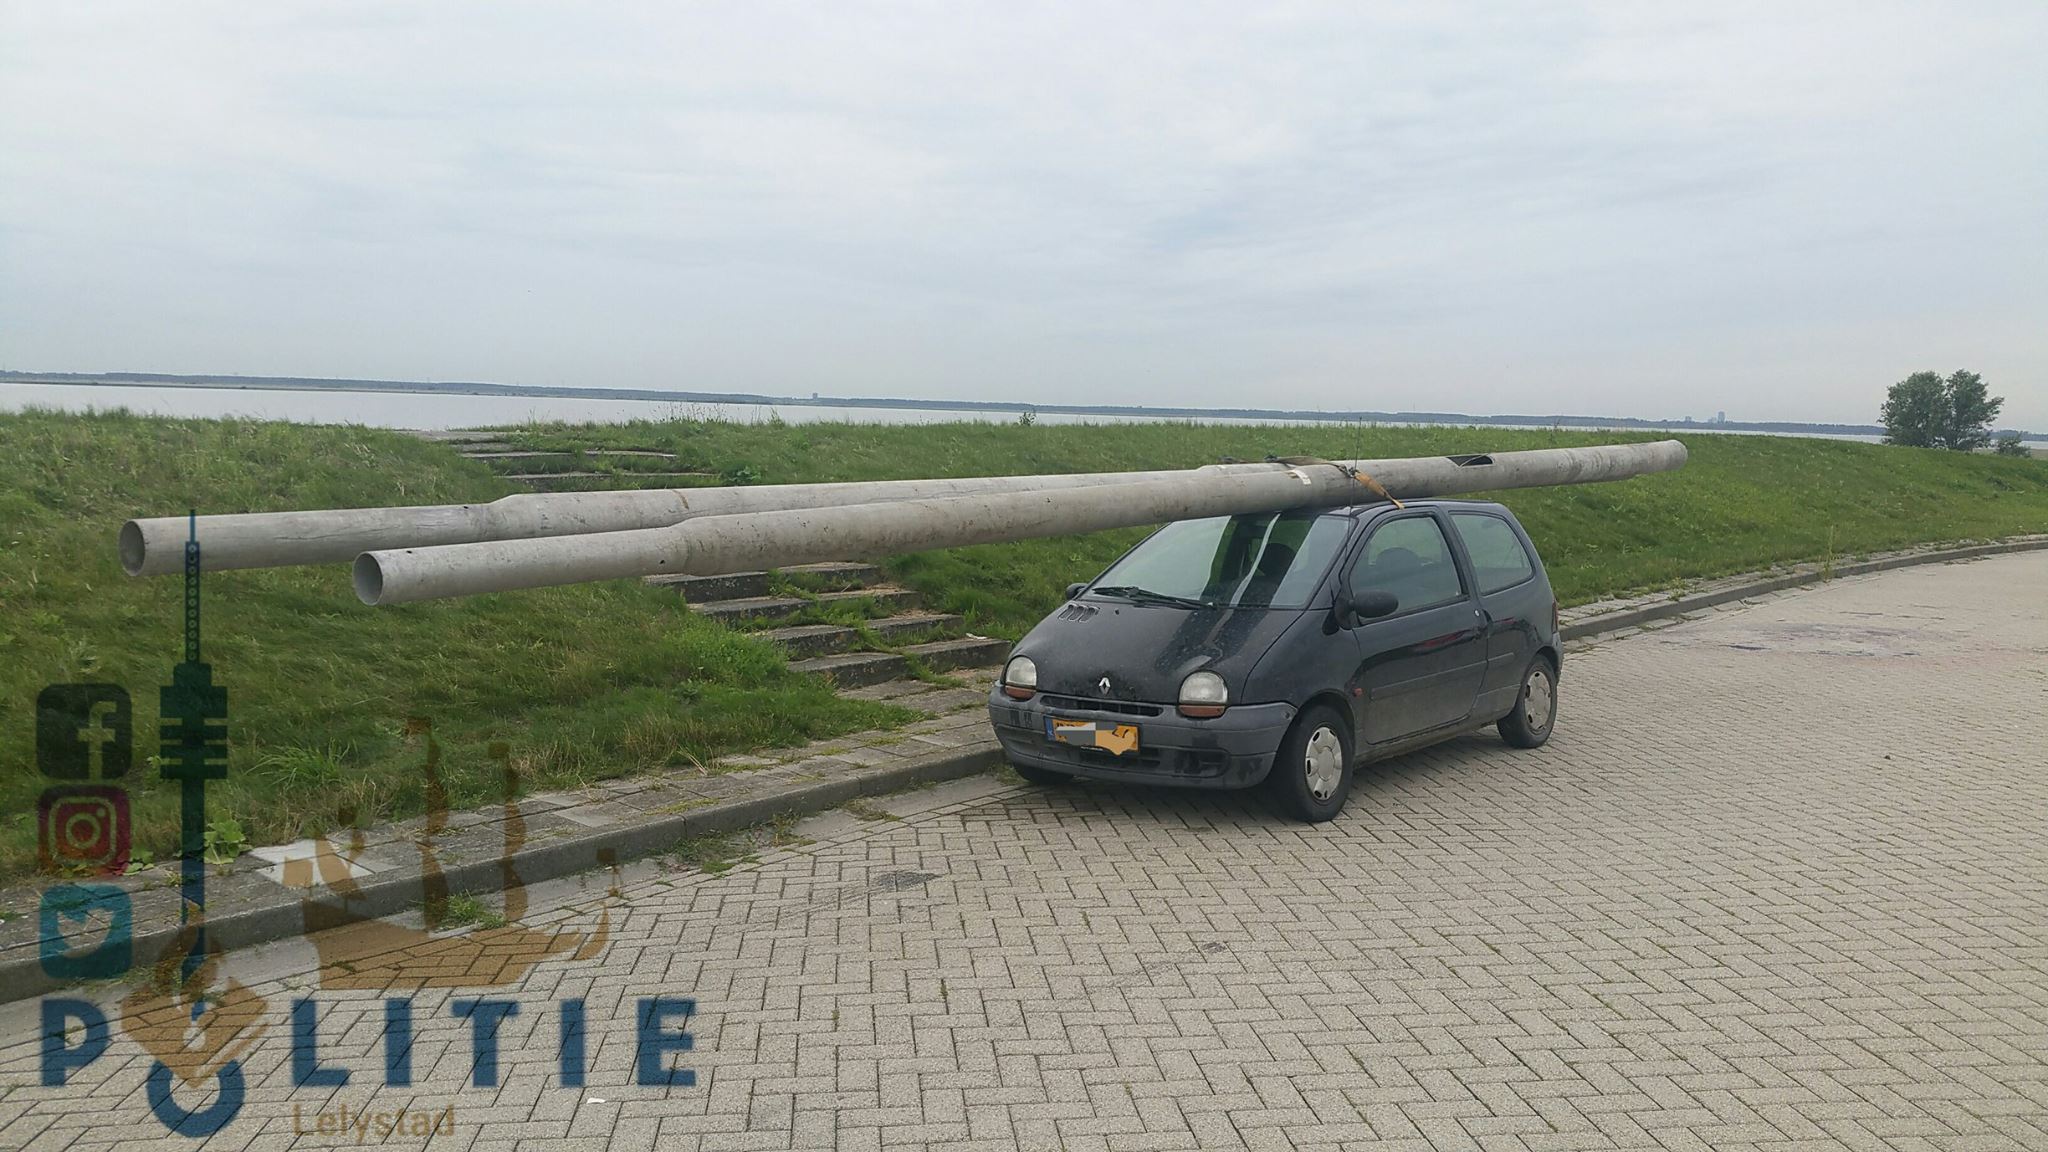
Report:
4,554,2047,1149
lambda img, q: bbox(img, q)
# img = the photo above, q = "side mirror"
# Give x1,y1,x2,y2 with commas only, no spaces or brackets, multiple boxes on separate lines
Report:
1349,589,1399,622
1065,582,1088,600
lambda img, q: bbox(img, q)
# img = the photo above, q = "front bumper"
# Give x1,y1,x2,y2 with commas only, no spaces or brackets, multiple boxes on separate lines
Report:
987,686,1297,790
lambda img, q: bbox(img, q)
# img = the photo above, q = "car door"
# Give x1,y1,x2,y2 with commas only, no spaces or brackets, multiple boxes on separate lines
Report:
1446,510,1542,719
1343,511,1490,745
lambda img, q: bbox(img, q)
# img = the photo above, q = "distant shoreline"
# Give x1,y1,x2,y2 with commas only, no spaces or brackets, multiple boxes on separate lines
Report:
3,369,2040,441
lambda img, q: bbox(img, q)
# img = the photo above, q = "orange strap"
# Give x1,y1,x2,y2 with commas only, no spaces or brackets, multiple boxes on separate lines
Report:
1266,455,1403,508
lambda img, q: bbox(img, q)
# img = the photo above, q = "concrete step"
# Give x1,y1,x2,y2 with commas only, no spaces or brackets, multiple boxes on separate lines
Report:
758,611,962,657
646,562,880,603
466,449,683,462
903,635,1011,674
505,470,717,484
695,585,919,625
409,430,507,443
789,636,1010,689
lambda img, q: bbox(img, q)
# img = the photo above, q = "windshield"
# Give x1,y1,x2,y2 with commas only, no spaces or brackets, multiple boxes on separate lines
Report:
1089,511,1350,609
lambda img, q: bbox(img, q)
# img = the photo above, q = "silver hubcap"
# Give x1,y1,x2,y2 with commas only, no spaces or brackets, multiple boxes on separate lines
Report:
1303,726,1344,801
1523,666,1554,731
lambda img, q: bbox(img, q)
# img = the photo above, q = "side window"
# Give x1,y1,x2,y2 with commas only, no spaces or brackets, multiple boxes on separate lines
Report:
1450,512,1536,594
1349,515,1466,612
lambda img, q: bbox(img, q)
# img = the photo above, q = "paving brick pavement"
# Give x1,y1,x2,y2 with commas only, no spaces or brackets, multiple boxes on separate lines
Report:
2,551,2044,1151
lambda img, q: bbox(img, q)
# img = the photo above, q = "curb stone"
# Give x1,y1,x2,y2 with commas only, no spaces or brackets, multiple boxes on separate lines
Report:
0,741,1002,1004
1559,536,2048,642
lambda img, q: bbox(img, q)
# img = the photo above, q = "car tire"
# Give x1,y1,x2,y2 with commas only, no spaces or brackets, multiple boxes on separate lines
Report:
1263,703,1354,823
1498,653,1557,749
1010,761,1072,786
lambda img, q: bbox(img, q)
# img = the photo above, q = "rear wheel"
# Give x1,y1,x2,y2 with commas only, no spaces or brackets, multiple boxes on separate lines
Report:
1263,703,1354,823
1010,761,1071,786
1498,654,1557,748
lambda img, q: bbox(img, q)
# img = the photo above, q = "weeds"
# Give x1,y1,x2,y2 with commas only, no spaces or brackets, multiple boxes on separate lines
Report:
202,819,250,865
766,811,812,847
668,833,749,874
437,894,508,931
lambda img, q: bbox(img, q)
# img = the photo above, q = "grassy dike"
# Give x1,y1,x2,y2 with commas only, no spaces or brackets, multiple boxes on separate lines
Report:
501,417,2048,639
5,408,2047,883
0,410,909,881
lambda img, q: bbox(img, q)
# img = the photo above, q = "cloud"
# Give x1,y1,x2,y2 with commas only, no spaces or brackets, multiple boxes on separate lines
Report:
2,0,2043,424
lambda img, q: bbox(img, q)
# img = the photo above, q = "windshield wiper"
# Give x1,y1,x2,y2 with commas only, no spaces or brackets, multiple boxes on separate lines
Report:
1090,585,1214,609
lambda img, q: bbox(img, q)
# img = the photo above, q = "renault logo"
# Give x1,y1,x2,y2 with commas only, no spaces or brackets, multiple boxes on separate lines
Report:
1097,676,1112,696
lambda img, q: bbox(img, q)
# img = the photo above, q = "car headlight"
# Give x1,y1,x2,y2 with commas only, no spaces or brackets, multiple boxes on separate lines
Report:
1002,655,1038,699
1178,670,1228,718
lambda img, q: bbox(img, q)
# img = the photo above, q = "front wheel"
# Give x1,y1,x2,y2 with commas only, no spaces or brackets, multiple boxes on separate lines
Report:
1263,703,1355,823
1498,654,1557,749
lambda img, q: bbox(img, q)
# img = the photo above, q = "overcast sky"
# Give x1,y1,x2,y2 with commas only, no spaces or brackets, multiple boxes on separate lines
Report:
3,2,2044,426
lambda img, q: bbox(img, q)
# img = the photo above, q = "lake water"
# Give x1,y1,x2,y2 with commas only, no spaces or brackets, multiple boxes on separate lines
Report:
4,381,2042,449
10,381,1389,430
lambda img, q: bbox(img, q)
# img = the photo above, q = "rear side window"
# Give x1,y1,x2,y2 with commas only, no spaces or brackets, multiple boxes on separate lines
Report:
1350,515,1466,612
1450,512,1536,594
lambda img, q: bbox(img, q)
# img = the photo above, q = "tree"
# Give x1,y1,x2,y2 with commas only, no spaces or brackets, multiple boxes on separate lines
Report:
1941,370,2001,451
1880,372,1945,447
1995,432,2029,458
1880,369,2003,450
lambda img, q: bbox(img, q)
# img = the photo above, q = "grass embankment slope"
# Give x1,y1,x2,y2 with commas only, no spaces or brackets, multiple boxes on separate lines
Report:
0,410,906,880
6,411,2046,883
500,418,2048,639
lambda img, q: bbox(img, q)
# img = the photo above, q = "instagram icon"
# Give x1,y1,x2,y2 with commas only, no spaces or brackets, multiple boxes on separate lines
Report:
38,786,131,875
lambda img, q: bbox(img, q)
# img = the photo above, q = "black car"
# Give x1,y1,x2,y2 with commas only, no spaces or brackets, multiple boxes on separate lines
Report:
987,499,1560,822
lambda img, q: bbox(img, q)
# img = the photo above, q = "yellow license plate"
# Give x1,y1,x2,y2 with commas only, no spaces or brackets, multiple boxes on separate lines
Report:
1046,718,1141,756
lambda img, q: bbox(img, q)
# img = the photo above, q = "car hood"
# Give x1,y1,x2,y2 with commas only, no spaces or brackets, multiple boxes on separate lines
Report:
1014,598,1305,704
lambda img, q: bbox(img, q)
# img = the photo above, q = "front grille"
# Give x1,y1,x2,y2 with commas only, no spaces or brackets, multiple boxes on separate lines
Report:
1041,694,1163,717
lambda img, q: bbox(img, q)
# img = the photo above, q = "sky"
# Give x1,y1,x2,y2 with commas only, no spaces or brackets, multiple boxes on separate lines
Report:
3,1,2045,427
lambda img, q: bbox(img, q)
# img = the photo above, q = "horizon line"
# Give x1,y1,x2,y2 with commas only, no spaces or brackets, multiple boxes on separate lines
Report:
3,369,2041,440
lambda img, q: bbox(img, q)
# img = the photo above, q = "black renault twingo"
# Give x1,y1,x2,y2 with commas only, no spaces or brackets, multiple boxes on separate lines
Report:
988,500,1560,821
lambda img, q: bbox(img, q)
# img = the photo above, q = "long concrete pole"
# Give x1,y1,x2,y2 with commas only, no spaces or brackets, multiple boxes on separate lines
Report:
354,441,1687,605
122,464,1294,577
121,439,1687,578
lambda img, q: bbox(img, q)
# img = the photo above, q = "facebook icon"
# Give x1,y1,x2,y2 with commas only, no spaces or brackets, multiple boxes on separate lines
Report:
36,685,131,780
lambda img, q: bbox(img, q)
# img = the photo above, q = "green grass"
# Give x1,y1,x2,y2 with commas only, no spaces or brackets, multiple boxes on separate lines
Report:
0,409,910,882
496,417,2048,638
9,408,2047,887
